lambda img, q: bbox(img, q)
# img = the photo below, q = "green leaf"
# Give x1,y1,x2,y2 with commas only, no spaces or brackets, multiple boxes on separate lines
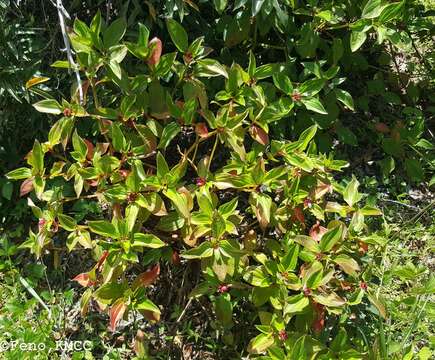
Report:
111,123,127,152
94,282,126,304
103,18,127,48
248,333,274,354
164,188,190,218
284,293,309,315
334,254,360,275
332,38,344,64
29,140,44,175
281,244,300,271
88,220,119,238
272,73,293,94
33,99,62,114
215,295,233,326
135,298,161,313
301,97,328,114
156,152,170,178
58,214,77,231
343,177,362,207
72,129,88,160
181,241,213,259
360,206,382,216
1,181,13,200
312,292,346,307
303,261,323,289
299,78,325,97
367,291,387,318
213,0,228,14
5,167,31,180
297,125,317,151
252,0,265,16
379,2,404,23
319,225,343,252
415,139,435,150
211,211,226,239
335,89,354,110
405,158,424,182
133,233,166,249
243,266,272,287
166,19,188,52
158,122,180,150
350,31,367,52
362,0,383,19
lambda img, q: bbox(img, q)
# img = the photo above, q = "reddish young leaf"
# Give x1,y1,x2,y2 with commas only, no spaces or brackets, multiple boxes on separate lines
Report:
171,250,180,265
314,182,333,200
132,264,160,290
249,125,269,146
134,330,147,357
109,300,127,332
309,221,328,242
20,177,34,197
96,142,110,154
140,309,160,322
358,240,369,254
84,139,94,160
312,302,325,334
195,123,209,138
96,250,109,272
374,122,390,134
113,203,122,219
292,206,305,225
73,273,95,287
147,37,162,66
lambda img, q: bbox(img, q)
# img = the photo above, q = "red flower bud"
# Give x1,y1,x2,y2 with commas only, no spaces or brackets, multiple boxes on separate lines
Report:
196,177,206,187
291,92,302,102
278,330,288,341
217,284,229,293
360,281,368,290
303,287,312,297
63,108,72,117
147,37,162,66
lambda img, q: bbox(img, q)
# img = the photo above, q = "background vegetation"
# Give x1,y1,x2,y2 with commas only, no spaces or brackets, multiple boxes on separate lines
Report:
0,0,434,359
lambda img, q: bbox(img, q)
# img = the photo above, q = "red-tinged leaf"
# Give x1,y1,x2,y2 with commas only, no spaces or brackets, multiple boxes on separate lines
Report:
20,177,34,197
132,264,160,290
97,142,110,154
101,119,112,134
96,250,109,271
292,206,305,224
147,37,162,66
73,273,95,287
358,241,369,254
171,250,180,265
195,123,209,138
374,122,390,134
119,169,130,178
312,302,325,333
140,309,160,322
309,221,328,242
113,203,122,219
249,125,269,145
134,330,147,357
84,139,94,160
314,182,333,200
109,300,127,332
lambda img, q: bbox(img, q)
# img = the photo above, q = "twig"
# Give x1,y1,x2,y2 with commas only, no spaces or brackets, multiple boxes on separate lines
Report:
53,0,84,104
176,298,193,323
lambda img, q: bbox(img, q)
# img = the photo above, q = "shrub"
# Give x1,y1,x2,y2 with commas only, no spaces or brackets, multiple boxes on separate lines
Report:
5,9,391,357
